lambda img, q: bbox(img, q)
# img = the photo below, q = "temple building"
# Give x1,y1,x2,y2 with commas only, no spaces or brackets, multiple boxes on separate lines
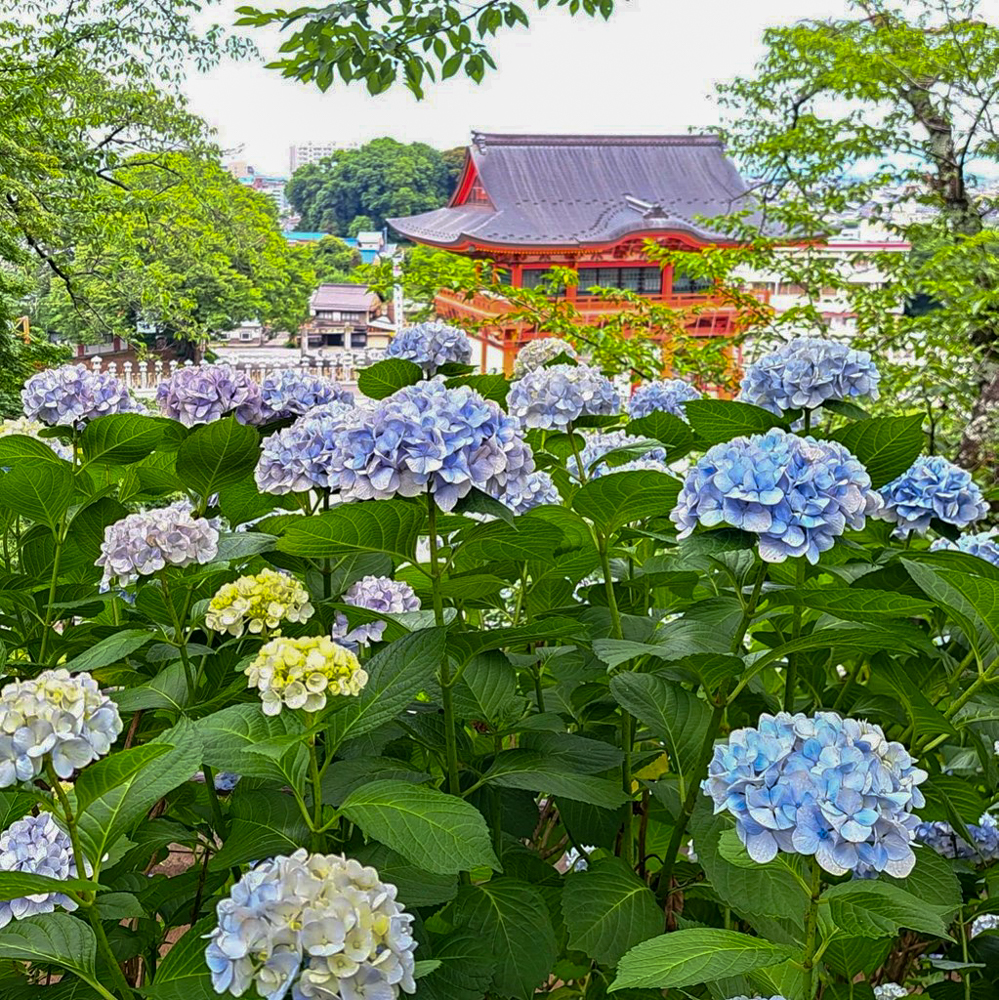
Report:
389,132,768,375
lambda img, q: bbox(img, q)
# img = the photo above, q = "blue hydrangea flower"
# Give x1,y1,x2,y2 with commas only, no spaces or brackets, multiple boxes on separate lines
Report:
386,321,472,375
156,363,263,426
972,914,999,938
333,380,534,511
915,813,999,862
332,575,421,645
701,711,926,877
205,849,417,1000
739,337,881,414
21,364,141,429
508,364,620,430
627,378,702,421
501,470,561,513
597,457,672,476
930,530,999,567
873,987,909,1000
879,456,988,536
671,428,881,563
258,369,354,421
512,337,579,378
567,430,666,480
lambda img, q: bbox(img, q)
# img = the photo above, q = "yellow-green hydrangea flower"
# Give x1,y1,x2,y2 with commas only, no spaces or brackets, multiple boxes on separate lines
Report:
206,569,314,638
245,636,367,716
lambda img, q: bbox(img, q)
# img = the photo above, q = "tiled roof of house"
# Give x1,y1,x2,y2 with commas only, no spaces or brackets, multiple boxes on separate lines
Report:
310,284,380,311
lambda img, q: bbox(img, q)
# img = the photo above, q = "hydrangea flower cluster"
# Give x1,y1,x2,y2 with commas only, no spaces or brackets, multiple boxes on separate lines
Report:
701,711,927,877
972,914,999,938
246,636,367,715
627,378,702,421
156,363,263,426
386,321,472,374
0,812,82,927
671,429,881,563
207,568,315,638
930,530,999,567
508,364,620,430
915,813,999,862
96,506,219,587
878,456,988,536
258,369,354,422
501,470,561,513
21,364,140,429
332,576,421,645
0,670,123,784
873,987,909,1000
512,337,579,378
0,417,73,460
334,380,534,511
597,457,671,476
255,404,359,494
205,849,417,1000
738,337,881,414
566,430,665,480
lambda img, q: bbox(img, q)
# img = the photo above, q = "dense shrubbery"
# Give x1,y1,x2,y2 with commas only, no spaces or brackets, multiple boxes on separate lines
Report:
0,332,997,1000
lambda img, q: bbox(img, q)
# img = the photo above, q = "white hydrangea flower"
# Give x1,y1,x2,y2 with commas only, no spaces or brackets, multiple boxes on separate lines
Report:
207,569,314,638
0,670,122,784
512,337,579,378
245,637,368,716
204,850,417,1000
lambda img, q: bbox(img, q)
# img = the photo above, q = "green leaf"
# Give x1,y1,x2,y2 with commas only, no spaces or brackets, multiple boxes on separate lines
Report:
573,470,680,535
113,661,189,713
357,358,423,399
351,842,458,908
0,913,97,988
61,629,153,674
0,871,95,901
609,672,711,800
414,931,496,1000
562,856,662,965
886,846,962,914
321,756,431,807
213,531,276,563
683,398,783,444
144,916,216,1000
626,410,696,456
277,499,424,562
217,478,286,527
767,587,937,622
210,791,310,870
196,704,306,782
456,516,565,566
339,779,499,874
820,880,953,939
451,651,521,725
446,617,581,667
481,750,627,808
828,414,924,488
446,373,510,406
176,417,259,498
79,414,167,466
453,486,515,525
0,462,74,530
0,435,68,467
456,879,557,1000
612,928,799,991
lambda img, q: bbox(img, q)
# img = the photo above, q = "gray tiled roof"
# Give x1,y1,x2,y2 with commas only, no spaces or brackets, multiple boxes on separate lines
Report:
388,132,758,248
310,284,380,311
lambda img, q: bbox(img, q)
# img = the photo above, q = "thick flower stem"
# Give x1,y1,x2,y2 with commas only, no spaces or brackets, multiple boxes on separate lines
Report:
566,421,587,483
801,858,823,999
160,573,196,700
783,558,807,711
38,524,64,664
87,904,137,1000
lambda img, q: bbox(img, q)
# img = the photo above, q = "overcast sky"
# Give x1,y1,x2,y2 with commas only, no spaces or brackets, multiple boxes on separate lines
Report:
184,0,858,175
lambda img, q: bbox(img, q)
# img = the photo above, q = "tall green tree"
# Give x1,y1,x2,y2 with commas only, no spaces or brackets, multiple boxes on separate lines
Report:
311,235,363,284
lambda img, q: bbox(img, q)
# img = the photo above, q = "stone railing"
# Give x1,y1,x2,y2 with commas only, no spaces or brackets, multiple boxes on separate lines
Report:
87,351,386,396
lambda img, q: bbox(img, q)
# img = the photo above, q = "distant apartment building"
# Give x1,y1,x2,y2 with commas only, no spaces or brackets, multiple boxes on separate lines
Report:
223,160,291,216
289,140,359,174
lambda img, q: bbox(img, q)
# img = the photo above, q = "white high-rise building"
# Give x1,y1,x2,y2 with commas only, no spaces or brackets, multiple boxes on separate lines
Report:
289,140,358,174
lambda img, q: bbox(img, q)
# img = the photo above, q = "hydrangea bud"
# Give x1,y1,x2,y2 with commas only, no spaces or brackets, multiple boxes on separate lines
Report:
332,576,421,645
96,506,219,588
156,363,263,426
259,370,354,422
878,456,988,536
0,812,83,926
508,364,620,430
627,378,702,421
246,636,367,716
207,568,314,638
512,337,579,378
701,711,926,877
21,364,140,429
671,429,881,563
930,530,999,567
386,321,472,375
0,670,122,784
738,337,880,414
0,417,72,460
204,850,417,1000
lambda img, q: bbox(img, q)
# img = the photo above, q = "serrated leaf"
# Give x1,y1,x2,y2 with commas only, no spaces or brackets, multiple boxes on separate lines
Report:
828,414,924,488
0,435,67,467
357,358,423,399
0,871,95,901
767,588,936,622
820,880,953,939
79,413,167,466
351,842,458,908
196,704,306,782
0,462,74,530
320,757,431,807
573,470,680,535
456,516,564,566
481,749,627,808
415,931,496,1000
626,410,696,455
210,790,309,870
452,651,520,724
61,629,153,674
0,913,97,988
176,417,259,498
340,779,499,874
683,398,783,444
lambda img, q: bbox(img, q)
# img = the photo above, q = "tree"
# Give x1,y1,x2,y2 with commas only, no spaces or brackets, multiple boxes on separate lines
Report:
347,215,376,237
311,235,363,284
236,0,617,97
442,146,467,194
286,138,452,233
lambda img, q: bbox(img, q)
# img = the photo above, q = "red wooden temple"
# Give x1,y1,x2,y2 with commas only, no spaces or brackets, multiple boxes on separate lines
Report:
388,132,768,375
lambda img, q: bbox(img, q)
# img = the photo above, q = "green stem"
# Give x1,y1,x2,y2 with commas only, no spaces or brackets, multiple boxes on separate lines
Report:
596,532,623,642
38,525,64,664
87,904,137,999
308,736,324,847
532,667,546,714
802,857,823,1000
566,421,587,483
161,574,196,700
621,710,635,868
201,765,242,884
945,658,995,720
783,558,806,711
45,760,89,897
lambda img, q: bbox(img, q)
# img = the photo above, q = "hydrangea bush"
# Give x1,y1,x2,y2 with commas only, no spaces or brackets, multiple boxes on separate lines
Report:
0,337,994,999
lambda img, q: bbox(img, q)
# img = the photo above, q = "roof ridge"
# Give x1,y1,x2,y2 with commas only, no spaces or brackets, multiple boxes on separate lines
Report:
471,131,722,150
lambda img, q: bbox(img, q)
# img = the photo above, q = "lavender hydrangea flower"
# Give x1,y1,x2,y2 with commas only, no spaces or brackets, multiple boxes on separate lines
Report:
879,456,988,536
156,363,263,426
501,470,561,513
627,378,702,421
671,428,881,563
386,321,472,375
0,813,83,926
512,337,579,378
915,813,999,862
259,369,354,421
21,364,140,429
972,914,999,938
738,337,881,415
930,530,999,567
96,506,219,587
0,670,123,785
0,417,72,460
334,380,534,511
332,576,421,645
204,850,417,1000
508,364,620,430
701,711,926,877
